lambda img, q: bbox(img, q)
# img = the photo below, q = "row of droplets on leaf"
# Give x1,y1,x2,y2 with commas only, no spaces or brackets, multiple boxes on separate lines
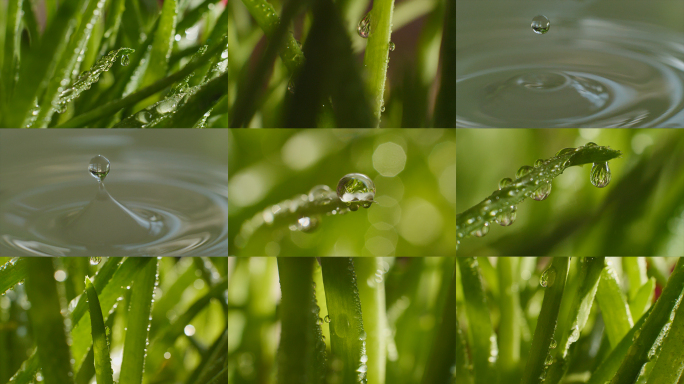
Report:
235,173,375,248
457,142,616,247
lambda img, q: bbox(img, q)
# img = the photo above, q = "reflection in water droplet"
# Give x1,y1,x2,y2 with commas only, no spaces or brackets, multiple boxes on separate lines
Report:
296,216,319,233
337,173,375,203
309,185,333,204
534,159,544,167
550,339,557,349
324,315,331,323
532,181,551,201
531,15,550,34
540,266,557,287
357,12,371,38
556,148,576,157
499,177,513,189
389,41,395,51
121,54,130,66
496,206,517,226
471,222,489,237
585,142,598,147
89,155,110,182
590,162,611,188
544,354,554,365
89,257,102,265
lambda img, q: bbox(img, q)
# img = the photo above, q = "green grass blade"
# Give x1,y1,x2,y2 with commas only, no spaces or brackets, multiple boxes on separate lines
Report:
456,312,473,384
33,0,108,127
611,258,684,384
457,144,622,240
0,258,28,294
520,257,569,384
433,0,455,127
623,257,647,300
320,258,367,384
586,306,653,384
276,258,325,384
629,277,656,320
1,0,22,123
153,72,227,128
24,258,75,384
84,278,114,384
187,330,228,384
6,350,40,384
456,258,497,384
99,0,126,55
6,0,85,128
497,257,520,378
646,285,684,384
362,0,395,125
119,258,159,384
355,258,387,384
421,268,456,384
56,36,226,127
595,263,634,348
139,0,177,98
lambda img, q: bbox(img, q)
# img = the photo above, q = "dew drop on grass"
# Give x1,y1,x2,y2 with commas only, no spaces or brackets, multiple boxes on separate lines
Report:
556,147,576,157
585,142,598,147
531,15,550,34
550,339,557,349
516,165,533,179
532,181,552,201
89,257,102,265
499,177,513,189
357,12,371,38
471,222,489,237
121,54,130,66
496,206,517,226
590,162,611,188
324,315,331,323
294,216,319,233
540,266,556,287
337,173,375,204
389,41,395,51
89,155,110,182
544,354,554,366
309,185,333,204
568,326,580,343
534,159,544,167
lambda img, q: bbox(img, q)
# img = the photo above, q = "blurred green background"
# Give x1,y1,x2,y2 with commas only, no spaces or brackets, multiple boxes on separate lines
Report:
228,129,456,256
456,129,684,256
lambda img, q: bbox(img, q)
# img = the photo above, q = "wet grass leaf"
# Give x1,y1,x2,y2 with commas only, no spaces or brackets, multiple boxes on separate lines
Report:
84,277,114,384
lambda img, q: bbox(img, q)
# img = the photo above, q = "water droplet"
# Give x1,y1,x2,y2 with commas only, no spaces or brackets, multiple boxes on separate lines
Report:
471,222,490,237
496,206,517,226
309,185,333,204
296,216,319,233
544,354,554,365
540,266,557,287
590,162,611,188
88,155,110,182
516,165,534,179
287,78,295,94
389,41,395,51
357,12,371,38
89,257,102,265
568,326,580,343
556,147,576,157
534,159,544,167
357,364,368,373
550,339,557,349
380,105,385,112
532,181,552,201
531,15,550,34
337,173,375,203
359,331,367,341
585,142,598,147
121,54,130,66
499,177,513,189
324,315,331,323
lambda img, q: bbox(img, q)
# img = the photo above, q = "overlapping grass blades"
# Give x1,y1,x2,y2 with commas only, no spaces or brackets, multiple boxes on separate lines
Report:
84,277,114,384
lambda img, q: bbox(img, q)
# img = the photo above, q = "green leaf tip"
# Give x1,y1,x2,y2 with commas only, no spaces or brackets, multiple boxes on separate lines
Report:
457,143,622,242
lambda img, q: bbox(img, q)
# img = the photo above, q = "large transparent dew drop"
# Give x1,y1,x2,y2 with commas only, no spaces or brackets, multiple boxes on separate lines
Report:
89,155,110,182
121,54,130,66
499,177,513,189
531,15,550,34
336,173,375,204
357,12,371,38
532,181,552,201
516,165,534,179
496,206,517,226
590,162,611,188
540,266,557,287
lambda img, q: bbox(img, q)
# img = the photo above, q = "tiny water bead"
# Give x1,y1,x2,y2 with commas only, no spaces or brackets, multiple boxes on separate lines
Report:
357,12,371,38
389,41,395,51
531,15,550,34
531,181,552,201
337,173,375,204
516,165,534,179
495,206,517,226
308,185,333,205
89,257,102,265
324,315,331,323
590,162,611,188
540,266,557,287
121,54,130,66
556,148,577,157
498,177,513,189
549,339,557,349
89,155,110,182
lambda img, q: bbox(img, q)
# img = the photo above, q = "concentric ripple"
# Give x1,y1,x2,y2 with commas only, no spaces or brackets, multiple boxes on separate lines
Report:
456,18,684,127
0,152,227,256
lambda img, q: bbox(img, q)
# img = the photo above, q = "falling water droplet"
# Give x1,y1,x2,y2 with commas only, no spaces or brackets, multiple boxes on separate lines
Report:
89,257,102,265
389,41,395,51
357,12,371,38
540,266,557,287
324,315,331,323
556,147,576,157
516,165,534,179
531,15,550,34
309,185,333,204
337,173,375,204
532,181,552,201
590,162,611,188
88,155,110,182
121,54,130,66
